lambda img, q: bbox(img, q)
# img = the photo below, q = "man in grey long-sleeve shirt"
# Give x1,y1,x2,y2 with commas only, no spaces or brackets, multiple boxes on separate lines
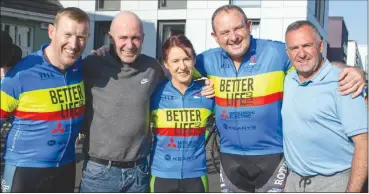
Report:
78,11,165,193
79,11,213,192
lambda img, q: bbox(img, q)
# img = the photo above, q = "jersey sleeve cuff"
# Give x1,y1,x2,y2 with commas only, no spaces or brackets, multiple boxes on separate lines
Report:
346,128,368,137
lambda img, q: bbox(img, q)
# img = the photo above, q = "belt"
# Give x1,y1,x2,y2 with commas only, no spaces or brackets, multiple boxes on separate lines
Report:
89,157,145,168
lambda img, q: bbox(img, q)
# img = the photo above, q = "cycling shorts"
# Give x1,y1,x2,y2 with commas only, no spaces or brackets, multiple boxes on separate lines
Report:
219,152,288,192
1,161,75,192
150,175,208,192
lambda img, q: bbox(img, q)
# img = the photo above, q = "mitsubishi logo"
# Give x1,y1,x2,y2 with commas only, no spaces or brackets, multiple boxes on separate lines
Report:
220,110,229,119
52,122,65,134
167,138,177,148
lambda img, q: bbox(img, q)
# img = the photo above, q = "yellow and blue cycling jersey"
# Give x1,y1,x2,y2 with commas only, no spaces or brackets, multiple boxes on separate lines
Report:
150,80,214,179
195,36,292,156
0,44,85,167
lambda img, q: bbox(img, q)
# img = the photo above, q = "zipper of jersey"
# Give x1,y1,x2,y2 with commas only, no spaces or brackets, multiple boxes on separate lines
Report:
59,71,72,166
229,57,245,151
173,81,193,179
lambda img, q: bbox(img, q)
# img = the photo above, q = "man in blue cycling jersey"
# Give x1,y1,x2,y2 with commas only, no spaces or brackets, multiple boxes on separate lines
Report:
1,7,90,192
194,4,366,192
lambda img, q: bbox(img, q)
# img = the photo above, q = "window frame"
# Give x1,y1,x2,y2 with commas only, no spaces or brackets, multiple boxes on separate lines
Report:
96,0,121,11
1,23,34,57
156,20,186,61
230,0,261,8
314,0,325,26
94,21,112,50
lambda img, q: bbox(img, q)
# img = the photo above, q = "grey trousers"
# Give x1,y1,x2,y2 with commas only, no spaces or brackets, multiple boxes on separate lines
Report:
284,169,351,192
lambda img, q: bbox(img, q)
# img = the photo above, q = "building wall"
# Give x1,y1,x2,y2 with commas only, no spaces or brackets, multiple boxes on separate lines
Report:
59,0,328,58
326,17,349,63
358,45,368,73
1,16,50,53
347,41,363,69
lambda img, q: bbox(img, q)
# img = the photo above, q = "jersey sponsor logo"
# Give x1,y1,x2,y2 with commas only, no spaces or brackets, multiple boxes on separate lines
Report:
209,72,285,107
193,91,201,99
47,139,65,146
249,56,257,66
221,63,230,69
10,82,86,121
223,123,256,131
39,72,55,80
166,139,201,150
220,110,255,120
152,108,211,137
47,140,56,146
160,95,175,101
164,154,195,161
49,85,84,119
167,138,177,148
72,63,79,72
219,78,254,107
220,110,229,119
52,122,65,134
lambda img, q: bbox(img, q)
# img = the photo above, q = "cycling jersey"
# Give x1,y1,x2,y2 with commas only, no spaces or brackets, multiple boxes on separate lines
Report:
195,36,292,156
0,44,85,167
150,80,214,179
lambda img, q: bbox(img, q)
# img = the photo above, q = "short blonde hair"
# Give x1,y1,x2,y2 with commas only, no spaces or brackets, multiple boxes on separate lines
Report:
54,7,90,28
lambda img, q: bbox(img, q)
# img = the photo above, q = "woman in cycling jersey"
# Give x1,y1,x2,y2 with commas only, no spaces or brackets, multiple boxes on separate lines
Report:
149,35,215,192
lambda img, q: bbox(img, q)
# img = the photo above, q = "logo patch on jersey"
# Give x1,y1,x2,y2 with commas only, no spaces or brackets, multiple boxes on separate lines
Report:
166,139,202,150
223,124,256,131
165,154,171,161
39,72,55,80
193,92,201,99
160,95,175,101
220,110,255,120
47,140,56,146
220,110,229,119
163,154,195,161
221,63,230,69
167,138,177,148
52,122,65,134
249,56,257,65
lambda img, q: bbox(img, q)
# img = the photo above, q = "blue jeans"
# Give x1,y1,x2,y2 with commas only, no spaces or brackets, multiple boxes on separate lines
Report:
79,159,149,192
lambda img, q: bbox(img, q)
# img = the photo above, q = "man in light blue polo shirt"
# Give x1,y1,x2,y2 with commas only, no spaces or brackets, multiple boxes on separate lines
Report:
282,20,368,192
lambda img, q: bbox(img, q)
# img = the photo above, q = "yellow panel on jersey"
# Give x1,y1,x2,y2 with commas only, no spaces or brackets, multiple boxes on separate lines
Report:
0,91,19,118
208,71,284,107
17,82,85,112
151,108,212,136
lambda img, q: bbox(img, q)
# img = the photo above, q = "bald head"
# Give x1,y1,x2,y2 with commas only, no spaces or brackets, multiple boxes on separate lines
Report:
108,11,145,64
110,11,143,36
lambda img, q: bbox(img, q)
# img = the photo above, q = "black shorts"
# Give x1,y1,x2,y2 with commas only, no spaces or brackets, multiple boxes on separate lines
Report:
150,175,208,192
219,152,288,192
1,161,75,192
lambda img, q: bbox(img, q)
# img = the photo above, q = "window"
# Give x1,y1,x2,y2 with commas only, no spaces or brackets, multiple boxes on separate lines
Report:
231,0,261,7
96,0,120,11
94,21,111,49
251,20,260,38
159,0,187,9
315,0,325,26
156,21,186,62
1,23,33,57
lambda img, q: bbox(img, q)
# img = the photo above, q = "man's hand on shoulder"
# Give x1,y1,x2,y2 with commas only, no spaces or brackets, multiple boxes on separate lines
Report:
90,45,109,57
337,65,366,98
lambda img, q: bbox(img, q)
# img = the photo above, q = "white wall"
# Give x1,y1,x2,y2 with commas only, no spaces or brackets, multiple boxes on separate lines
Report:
60,0,328,58
358,45,368,72
347,41,357,66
